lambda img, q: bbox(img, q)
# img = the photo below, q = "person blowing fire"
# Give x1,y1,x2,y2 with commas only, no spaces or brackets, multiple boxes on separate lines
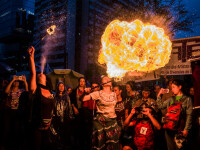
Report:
83,76,120,150
28,46,55,150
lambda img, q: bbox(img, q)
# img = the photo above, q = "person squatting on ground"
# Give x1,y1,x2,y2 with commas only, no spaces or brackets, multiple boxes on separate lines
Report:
83,76,120,150
3,75,28,149
123,105,161,150
28,46,55,150
157,79,193,150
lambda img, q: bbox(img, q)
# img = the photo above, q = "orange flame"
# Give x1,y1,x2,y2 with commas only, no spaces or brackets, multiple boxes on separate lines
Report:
47,25,56,35
98,20,172,78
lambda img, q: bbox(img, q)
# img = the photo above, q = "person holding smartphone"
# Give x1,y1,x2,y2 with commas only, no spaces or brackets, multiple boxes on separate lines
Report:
161,79,174,116
3,75,28,149
157,79,193,150
5,75,28,109
123,105,161,150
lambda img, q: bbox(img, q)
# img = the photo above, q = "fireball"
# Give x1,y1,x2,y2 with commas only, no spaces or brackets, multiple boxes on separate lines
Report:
47,25,56,35
98,19,172,78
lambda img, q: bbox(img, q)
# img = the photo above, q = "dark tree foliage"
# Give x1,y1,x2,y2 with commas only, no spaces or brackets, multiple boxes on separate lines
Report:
105,0,199,37
85,0,199,79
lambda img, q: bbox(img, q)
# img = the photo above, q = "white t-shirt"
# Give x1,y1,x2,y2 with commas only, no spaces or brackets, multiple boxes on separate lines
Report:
90,90,117,118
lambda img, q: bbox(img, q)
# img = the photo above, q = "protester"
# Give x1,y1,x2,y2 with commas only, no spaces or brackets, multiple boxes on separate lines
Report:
69,77,86,149
113,85,126,149
189,87,194,104
83,76,120,149
157,79,193,150
82,82,100,116
28,46,55,150
158,79,174,122
3,75,28,149
52,81,74,149
5,75,28,109
114,85,126,129
134,87,157,115
123,104,161,150
124,81,140,118
151,84,161,100
0,79,7,150
82,82,100,150
154,84,161,96
66,85,72,96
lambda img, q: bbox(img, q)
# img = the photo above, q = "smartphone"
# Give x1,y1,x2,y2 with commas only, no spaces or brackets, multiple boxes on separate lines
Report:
163,89,169,93
17,76,22,80
135,107,143,112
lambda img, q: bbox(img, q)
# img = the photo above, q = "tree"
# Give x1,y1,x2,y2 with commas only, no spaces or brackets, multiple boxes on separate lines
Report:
106,0,199,38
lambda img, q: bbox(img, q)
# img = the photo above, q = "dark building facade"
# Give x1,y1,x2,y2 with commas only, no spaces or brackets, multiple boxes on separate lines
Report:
34,0,77,70
77,0,136,78
0,0,35,72
33,0,137,75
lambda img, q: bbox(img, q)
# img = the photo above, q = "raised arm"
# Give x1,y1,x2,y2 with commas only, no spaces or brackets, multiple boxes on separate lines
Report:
22,75,28,91
157,88,171,109
142,108,161,130
28,46,37,93
123,108,136,127
5,75,17,94
83,95,92,102
83,88,92,102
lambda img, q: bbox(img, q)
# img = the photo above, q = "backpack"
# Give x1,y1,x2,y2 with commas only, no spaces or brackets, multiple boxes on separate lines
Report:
163,96,186,130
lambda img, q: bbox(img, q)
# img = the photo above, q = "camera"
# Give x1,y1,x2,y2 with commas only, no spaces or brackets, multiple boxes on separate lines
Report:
17,76,22,80
135,107,143,112
163,89,169,93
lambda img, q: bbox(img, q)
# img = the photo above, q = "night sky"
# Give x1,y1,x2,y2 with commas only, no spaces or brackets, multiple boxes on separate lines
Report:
175,0,200,39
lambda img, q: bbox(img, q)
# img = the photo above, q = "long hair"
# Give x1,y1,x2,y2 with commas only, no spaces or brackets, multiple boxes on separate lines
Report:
126,81,136,91
55,81,66,96
78,77,86,87
172,79,186,94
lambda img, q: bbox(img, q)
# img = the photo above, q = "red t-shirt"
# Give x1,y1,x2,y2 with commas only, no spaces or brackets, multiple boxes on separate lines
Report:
131,119,154,150
83,99,97,110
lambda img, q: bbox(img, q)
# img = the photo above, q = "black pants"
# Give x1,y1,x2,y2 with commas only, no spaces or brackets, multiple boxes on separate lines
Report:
165,130,189,150
3,109,21,149
71,108,85,150
33,128,52,150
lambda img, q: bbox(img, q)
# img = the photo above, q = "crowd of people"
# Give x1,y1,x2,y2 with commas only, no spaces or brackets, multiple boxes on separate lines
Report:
0,46,198,150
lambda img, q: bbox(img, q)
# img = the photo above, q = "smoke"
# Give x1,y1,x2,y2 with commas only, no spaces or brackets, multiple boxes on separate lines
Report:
38,1,67,73
40,55,47,74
